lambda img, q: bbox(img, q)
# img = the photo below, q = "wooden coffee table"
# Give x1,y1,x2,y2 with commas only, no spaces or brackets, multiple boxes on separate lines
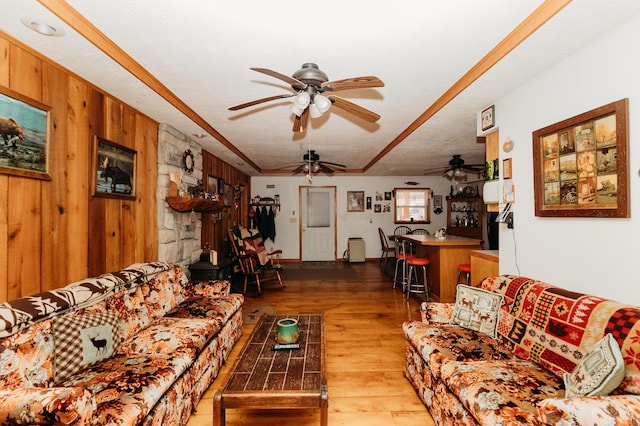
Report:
214,313,327,425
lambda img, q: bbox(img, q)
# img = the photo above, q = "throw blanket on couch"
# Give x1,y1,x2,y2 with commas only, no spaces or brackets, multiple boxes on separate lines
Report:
403,275,640,425
0,262,244,425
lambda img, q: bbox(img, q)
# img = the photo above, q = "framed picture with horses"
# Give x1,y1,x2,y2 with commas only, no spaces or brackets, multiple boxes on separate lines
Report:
92,136,136,199
0,86,52,180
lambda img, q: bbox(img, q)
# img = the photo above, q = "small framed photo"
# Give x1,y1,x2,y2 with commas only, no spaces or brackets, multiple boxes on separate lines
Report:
223,183,232,206
481,105,495,131
374,204,382,213
434,195,443,208
366,196,372,210
384,191,392,200
0,86,52,180
503,158,513,179
207,175,219,194
93,136,135,199
347,191,365,212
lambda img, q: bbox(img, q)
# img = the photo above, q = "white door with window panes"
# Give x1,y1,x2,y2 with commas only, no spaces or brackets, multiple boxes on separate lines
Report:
300,186,336,261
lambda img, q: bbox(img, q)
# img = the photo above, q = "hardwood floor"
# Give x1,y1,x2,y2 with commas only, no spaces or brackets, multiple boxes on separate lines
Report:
187,260,435,426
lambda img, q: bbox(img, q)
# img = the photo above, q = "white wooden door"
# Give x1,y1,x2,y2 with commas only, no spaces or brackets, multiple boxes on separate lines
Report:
300,186,336,261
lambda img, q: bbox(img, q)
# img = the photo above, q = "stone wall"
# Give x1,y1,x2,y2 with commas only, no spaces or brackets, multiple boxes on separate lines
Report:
157,123,203,268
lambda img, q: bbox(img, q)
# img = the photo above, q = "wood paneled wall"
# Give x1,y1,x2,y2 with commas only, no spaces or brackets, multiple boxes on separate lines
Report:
201,150,250,258
0,33,158,302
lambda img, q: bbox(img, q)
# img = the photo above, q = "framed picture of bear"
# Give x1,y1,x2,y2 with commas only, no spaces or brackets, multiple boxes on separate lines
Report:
0,86,51,180
533,98,628,218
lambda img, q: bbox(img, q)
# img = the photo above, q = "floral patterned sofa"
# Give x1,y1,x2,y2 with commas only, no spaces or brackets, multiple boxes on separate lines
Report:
0,261,244,425
403,275,640,425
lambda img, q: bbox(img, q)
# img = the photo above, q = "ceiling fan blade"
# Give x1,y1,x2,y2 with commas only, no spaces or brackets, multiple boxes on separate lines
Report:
228,94,294,111
319,160,346,169
328,96,380,122
423,167,449,174
461,164,485,171
292,107,310,132
250,67,307,89
292,164,305,174
318,164,335,174
321,76,384,92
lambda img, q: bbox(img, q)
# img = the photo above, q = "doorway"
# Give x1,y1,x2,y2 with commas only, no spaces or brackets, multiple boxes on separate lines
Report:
300,186,336,261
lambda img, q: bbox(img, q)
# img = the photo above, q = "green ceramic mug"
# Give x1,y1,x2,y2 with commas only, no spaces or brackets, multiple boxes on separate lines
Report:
277,318,299,344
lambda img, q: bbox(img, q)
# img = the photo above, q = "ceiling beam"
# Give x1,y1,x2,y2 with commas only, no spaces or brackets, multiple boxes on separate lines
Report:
37,0,261,172
363,0,573,172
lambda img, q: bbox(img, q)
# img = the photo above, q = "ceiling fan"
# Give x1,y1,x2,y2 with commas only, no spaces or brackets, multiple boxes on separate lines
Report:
423,154,485,179
290,150,346,175
228,63,384,132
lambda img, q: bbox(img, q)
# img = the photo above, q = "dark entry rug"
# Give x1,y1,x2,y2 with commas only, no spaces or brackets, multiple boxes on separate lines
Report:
282,267,359,281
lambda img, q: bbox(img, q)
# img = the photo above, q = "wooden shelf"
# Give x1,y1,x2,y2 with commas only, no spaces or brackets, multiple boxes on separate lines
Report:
166,196,224,213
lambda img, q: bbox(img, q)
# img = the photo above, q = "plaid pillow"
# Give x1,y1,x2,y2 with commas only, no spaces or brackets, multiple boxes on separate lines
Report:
52,312,121,382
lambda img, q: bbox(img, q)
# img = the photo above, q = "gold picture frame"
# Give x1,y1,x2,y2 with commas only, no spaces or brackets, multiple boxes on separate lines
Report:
0,86,52,180
532,98,628,218
502,158,513,179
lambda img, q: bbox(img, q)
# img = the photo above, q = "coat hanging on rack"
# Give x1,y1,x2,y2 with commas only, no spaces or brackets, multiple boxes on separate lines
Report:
258,205,276,242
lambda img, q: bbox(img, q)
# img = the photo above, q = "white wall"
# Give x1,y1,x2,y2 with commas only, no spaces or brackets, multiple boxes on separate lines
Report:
250,175,468,261
493,14,640,305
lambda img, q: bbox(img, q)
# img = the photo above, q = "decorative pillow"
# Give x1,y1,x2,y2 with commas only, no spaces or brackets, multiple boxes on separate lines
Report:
52,312,121,382
450,284,503,338
564,333,625,397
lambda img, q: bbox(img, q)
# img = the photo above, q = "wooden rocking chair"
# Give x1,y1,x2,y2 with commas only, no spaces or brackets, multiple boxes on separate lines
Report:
227,228,284,294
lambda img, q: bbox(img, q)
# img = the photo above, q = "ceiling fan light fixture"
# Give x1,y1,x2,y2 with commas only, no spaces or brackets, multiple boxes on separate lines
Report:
303,163,310,172
314,94,331,112
453,168,466,177
309,103,323,118
293,91,310,109
290,104,304,117
312,163,321,173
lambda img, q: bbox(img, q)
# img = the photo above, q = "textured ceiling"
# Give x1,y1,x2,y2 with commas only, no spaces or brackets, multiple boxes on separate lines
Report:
2,1,639,176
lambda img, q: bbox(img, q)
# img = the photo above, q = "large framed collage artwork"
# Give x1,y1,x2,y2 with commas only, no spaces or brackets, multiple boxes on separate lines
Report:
532,98,628,218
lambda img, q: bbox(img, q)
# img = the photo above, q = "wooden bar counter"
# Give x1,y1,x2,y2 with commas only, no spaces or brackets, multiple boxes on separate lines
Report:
470,249,499,286
397,234,482,302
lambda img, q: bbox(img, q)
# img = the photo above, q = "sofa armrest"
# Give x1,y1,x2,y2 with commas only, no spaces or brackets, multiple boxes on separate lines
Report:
537,394,640,425
0,387,96,425
420,302,455,324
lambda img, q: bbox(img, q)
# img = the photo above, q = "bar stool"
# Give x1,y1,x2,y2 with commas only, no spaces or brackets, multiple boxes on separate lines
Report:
405,240,430,301
392,239,409,291
457,263,471,285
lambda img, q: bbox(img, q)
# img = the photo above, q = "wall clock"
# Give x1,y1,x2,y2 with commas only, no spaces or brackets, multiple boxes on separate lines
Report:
182,149,194,174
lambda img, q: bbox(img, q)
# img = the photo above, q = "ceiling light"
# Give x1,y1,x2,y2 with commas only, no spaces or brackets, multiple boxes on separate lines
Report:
312,163,321,173
21,17,65,37
309,103,322,118
290,92,310,117
314,94,331,113
453,168,466,177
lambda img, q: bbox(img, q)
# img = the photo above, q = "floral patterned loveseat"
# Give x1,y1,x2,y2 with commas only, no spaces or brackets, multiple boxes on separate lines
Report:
0,261,244,425
403,275,640,425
